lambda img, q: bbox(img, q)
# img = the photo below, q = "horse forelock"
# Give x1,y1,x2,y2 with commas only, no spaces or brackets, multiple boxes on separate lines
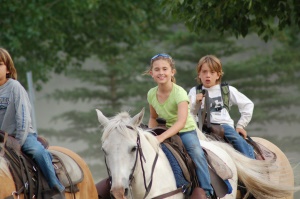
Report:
101,112,136,142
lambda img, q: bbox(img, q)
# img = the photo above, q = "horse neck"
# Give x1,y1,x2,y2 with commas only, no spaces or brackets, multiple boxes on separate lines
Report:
137,133,159,171
132,133,178,198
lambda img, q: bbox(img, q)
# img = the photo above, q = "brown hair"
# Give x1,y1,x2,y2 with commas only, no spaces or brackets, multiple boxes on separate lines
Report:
196,55,223,84
144,53,176,83
0,48,17,80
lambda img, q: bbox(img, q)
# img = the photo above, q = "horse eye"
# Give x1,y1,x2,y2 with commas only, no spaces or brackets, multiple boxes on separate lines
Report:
131,146,138,152
126,125,134,130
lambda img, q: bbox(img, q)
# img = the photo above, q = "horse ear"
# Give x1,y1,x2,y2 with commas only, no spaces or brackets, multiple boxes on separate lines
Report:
130,108,145,127
95,109,109,126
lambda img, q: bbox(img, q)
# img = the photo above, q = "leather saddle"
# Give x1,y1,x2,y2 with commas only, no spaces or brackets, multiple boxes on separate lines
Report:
0,131,84,199
148,121,230,199
95,120,230,199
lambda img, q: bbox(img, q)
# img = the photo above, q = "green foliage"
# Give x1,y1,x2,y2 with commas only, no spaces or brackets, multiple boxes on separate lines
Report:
0,1,162,90
3,1,299,181
1,1,96,89
42,23,248,162
161,0,299,41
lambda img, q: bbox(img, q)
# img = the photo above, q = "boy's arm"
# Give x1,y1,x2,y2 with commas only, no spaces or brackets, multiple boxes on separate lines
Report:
188,87,202,118
230,86,254,129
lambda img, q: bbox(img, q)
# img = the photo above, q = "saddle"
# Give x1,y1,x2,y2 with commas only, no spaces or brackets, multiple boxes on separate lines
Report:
203,128,276,161
95,121,230,199
147,119,231,199
202,126,277,198
0,131,84,199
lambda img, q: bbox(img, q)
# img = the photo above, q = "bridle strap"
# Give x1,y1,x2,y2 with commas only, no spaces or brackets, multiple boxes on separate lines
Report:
105,130,181,199
129,134,141,184
142,151,158,199
151,185,187,199
134,132,159,199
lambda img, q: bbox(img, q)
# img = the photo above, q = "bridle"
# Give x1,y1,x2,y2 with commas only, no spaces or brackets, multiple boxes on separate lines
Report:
104,126,186,199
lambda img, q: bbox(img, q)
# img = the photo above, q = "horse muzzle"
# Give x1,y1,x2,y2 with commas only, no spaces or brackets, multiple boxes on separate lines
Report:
110,186,129,199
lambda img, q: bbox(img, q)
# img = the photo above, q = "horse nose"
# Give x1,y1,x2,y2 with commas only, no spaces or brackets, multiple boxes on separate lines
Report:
124,188,129,196
110,186,128,199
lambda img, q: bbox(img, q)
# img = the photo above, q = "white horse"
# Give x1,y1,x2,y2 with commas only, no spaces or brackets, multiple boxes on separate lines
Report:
96,108,297,199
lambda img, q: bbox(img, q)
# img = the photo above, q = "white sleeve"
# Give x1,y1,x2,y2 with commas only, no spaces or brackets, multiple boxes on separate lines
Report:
188,87,201,119
229,86,254,128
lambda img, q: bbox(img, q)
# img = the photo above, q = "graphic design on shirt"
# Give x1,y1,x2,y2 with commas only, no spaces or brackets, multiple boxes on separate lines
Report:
0,97,9,109
209,96,223,113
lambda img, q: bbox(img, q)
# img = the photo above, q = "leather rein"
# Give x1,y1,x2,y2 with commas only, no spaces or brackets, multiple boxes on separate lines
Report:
104,126,184,199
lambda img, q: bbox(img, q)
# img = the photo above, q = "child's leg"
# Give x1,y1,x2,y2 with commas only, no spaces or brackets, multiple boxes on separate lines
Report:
21,133,65,192
222,124,255,159
179,130,214,196
161,143,189,188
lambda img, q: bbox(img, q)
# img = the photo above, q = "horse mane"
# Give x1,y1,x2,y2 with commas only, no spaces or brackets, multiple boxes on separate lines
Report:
0,156,11,178
141,129,160,153
100,110,161,155
101,112,135,142
196,127,209,141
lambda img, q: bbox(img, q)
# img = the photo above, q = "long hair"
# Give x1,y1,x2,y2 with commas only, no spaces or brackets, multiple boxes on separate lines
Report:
0,48,17,80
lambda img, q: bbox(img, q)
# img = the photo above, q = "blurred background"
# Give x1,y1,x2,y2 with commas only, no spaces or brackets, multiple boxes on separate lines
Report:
1,1,300,197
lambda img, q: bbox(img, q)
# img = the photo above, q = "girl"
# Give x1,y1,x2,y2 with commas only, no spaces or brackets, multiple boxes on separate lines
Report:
0,47,65,199
145,53,214,198
188,55,255,159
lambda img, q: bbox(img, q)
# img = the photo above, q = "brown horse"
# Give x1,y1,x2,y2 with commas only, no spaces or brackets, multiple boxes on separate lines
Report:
0,146,98,199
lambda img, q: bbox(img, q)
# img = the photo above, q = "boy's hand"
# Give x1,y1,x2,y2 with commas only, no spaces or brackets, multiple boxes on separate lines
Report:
196,93,204,104
236,128,247,139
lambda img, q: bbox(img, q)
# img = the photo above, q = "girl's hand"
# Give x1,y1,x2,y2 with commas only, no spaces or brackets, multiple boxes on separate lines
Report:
236,128,247,139
156,134,165,143
196,93,204,104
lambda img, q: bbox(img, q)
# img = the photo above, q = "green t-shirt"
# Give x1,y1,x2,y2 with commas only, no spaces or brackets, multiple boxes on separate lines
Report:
147,83,196,132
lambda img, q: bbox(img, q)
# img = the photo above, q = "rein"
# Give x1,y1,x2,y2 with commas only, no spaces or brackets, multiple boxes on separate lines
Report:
105,127,184,199
105,126,185,199
104,129,159,199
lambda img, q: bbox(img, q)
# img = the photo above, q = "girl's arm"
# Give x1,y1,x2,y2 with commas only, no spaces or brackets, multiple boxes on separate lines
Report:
156,101,188,143
148,104,158,128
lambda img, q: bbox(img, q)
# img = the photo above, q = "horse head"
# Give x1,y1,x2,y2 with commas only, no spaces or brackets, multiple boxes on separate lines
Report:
96,108,146,199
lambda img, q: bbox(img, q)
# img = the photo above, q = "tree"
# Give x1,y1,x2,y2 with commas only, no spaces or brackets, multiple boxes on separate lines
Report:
1,1,92,89
0,1,162,90
42,23,242,163
161,0,300,41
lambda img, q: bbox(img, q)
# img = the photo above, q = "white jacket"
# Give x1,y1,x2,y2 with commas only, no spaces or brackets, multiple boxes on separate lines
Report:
188,84,254,129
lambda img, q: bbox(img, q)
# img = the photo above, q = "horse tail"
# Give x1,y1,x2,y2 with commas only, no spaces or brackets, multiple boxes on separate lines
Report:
210,141,296,199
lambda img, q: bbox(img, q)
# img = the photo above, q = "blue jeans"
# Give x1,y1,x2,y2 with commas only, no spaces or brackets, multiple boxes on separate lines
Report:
179,130,213,195
21,133,65,192
222,124,255,159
